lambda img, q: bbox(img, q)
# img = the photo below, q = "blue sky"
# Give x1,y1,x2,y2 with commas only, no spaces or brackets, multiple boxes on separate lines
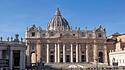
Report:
0,0,125,40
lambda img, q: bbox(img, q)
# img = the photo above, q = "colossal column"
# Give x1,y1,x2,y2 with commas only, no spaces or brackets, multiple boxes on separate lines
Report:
58,44,60,63
71,44,73,63
76,44,79,62
47,44,49,63
63,44,66,63
26,43,31,66
79,44,81,62
37,43,41,62
55,44,57,63
104,45,108,63
93,42,97,63
86,44,89,62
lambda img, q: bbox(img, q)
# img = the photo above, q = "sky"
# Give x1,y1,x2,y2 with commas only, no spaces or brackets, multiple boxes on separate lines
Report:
0,0,125,41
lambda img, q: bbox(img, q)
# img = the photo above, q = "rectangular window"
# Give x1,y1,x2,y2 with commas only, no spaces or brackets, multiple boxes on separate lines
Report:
32,45,35,51
32,32,35,37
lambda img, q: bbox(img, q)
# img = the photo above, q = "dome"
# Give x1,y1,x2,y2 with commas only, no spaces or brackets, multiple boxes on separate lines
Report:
47,8,70,31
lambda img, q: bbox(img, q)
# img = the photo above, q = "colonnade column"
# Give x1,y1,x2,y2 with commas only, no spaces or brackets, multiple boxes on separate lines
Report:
0,50,2,59
70,44,73,63
9,50,13,70
47,44,49,63
93,43,97,63
63,44,66,63
58,44,60,63
37,43,41,62
0,50,3,70
20,50,24,70
76,44,79,62
55,44,57,63
104,45,108,63
26,44,31,66
86,44,89,62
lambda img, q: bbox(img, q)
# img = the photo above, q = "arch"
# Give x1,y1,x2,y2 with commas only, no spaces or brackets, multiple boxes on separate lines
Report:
98,52,103,63
31,52,36,64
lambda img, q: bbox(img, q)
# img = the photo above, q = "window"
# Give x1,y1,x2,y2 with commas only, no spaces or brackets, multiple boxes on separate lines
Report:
60,34,62,36
42,33,45,37
73,45,76,49
60,44,63,50
98,52,103,63
98,33,102,38
66,51,70,53
66,45,70,49
32,45,35,51
50,32,54,36
88,34,92,38
82,33,86,37
50,44,55,49
73,34,75,36
81,44,85,49
32,32,35,37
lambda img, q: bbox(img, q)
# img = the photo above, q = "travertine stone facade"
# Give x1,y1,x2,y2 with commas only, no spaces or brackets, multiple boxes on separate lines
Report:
0,34,26,70
25,8,109,66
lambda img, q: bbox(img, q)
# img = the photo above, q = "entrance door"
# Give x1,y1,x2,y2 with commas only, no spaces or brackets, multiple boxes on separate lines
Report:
50,55,54,62
81,55,86,62
98,52,103,63
66,55,70,62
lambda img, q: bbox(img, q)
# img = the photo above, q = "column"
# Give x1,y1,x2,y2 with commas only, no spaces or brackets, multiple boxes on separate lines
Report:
93,43,97,63
0,50,2,59
20,50,24,70
47,44,49,63
37,44,41,62
79,44,81,62
71,44,73,63
26,44,31,66
58,44,60,63
63,44,66,63
23,50,26,70
9,50,13,70
76,44,79,62
0,50,3,70
104,45,108,63
86,44,89,62
55,44,57,63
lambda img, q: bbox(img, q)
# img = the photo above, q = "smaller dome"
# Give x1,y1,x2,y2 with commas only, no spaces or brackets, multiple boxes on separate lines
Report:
47,8,70,31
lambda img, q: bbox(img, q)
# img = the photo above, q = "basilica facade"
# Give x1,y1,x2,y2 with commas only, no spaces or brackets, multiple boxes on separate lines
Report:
25,8,109,66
